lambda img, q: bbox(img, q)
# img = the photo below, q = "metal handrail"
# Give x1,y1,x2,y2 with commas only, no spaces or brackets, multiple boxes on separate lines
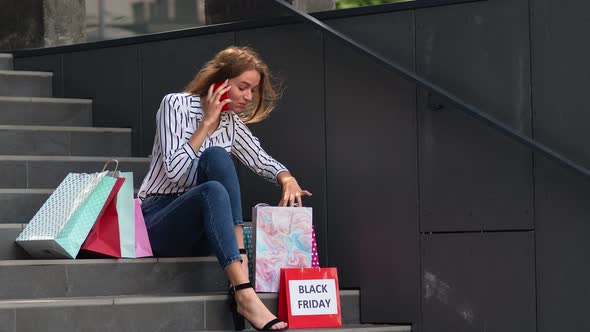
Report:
274,0,590,179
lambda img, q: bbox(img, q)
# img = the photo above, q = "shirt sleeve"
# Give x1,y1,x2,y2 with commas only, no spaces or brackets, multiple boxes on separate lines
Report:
157,94,198,183
231,115,288,184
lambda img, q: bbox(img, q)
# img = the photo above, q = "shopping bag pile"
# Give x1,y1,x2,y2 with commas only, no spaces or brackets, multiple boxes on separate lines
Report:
248,204,343,328
251,204,315,292
16,160,152,259
244,219,319,286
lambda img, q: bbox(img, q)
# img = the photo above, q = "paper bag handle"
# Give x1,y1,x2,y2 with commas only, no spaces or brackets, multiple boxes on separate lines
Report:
101,159,120,177
101,159,119,172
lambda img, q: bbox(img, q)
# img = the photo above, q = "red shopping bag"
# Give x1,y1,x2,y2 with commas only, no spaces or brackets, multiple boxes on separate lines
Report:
278,267,342,329
80,177,125,257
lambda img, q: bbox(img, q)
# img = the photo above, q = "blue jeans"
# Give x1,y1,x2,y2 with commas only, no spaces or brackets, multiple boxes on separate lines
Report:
141,147,244,270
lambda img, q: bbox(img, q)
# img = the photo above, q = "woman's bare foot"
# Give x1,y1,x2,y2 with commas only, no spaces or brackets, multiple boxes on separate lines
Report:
235,287,288,330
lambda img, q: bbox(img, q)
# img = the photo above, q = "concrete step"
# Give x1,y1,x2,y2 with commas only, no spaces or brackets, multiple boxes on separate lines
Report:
218,327,411,332
0,257,226,300
0,155,149,189
0,224,29,260
0,70,52,97
0,125,132,156
0,189,50,224
0,290,365,332
0,54,13,70
0,189,138,224
0,96,92,126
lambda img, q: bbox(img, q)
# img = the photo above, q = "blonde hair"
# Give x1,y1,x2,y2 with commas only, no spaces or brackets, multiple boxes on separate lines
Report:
183,46,279,123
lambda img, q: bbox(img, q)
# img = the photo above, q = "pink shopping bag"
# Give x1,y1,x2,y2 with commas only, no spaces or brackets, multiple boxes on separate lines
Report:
311,226,319,268
134,199,153,257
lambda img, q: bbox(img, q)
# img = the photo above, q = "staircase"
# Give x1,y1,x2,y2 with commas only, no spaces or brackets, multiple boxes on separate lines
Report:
0,53,410,331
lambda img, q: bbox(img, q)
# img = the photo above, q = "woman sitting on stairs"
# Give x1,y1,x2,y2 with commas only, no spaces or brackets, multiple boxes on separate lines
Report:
137,46,311,331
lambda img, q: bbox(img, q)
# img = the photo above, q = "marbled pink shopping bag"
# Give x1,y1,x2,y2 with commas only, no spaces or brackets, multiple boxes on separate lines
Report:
252,205,313,292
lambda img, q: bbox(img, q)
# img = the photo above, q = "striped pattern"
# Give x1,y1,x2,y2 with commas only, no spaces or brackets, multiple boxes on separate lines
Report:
138,93,287,198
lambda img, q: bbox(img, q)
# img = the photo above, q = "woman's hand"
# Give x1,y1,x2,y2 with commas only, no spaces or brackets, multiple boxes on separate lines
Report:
202,79,232,129
278,172,312,207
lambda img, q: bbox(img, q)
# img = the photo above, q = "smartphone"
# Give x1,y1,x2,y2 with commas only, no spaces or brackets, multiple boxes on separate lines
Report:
213,81,231,112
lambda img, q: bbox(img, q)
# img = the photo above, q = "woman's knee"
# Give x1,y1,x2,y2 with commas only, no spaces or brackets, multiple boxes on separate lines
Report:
202,146,231,163
187,181,229,203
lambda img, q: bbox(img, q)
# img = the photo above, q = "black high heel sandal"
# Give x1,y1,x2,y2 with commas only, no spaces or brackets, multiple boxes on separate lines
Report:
228,282,288,331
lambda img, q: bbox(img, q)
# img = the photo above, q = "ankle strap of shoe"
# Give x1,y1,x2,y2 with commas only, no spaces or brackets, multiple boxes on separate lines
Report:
231,282,253,292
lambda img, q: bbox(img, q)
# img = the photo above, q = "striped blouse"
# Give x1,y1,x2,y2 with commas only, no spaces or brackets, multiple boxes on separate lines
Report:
138,93,288,199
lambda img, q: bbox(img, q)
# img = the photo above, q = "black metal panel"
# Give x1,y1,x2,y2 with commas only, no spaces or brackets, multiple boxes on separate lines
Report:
139,32,235,157
531,2,590,331
421,232,536,332
325,33,418,323
324,10,415,71
531,0,590,169
534,157,590,332
14,54,64,97
234,24,328,264
415,0,533,232
62,46,141,156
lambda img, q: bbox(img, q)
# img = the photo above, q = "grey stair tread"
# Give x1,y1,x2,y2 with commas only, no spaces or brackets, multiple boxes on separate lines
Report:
0,126,132,156
0,156,149,189
0,190,51,224
0,96,91,103
0,54,13,70
0,70,52,77
214,326,411,332
0,290,359,307
0,291,361,332
0,256,215,266
0,224,29,260
0,188,140,193
0,187,143,193
0,97,92,126
0,291,356,306
0,189,54,193
0,189,140,224
0,125,130,132
0,155,149,161
0,223,25,228
0,257,227,300
0,70,52,97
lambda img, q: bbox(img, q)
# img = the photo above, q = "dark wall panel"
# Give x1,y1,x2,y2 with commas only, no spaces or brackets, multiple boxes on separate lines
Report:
325,33,418,323
535,157,590,332
235,24,328,263
63,46,141,155
421,232,536,332
139,32,235,157
531,1,590,330
415,0,533,232
531,0,590,168
325,10,415,70
14,54,64,97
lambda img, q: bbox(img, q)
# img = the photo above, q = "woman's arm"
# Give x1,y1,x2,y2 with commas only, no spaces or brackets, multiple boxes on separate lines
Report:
231,116,312,206
158,94,200,183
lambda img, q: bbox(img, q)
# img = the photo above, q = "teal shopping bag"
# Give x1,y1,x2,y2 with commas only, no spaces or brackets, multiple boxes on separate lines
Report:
16,171,117,258
55,175,118,258
116,172,136,258
243,226,254,282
